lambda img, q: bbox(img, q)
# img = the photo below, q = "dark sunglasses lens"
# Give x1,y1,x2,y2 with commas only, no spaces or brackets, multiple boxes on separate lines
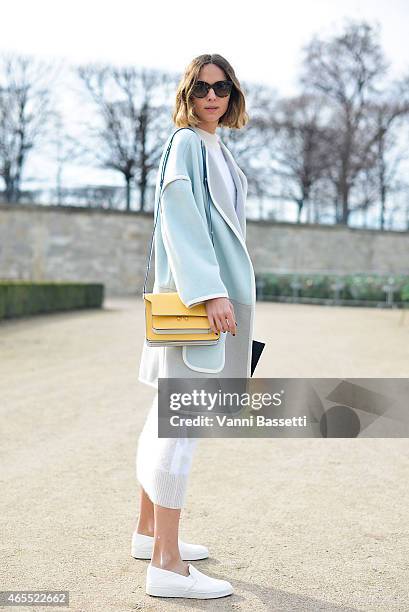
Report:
192,82,208,98
214,81,232,96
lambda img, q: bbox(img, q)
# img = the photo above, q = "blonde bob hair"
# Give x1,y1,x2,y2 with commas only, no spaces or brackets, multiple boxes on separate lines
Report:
172,53,249,129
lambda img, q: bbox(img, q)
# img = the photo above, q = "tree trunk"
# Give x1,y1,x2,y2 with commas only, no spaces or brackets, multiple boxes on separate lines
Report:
125,176,131,211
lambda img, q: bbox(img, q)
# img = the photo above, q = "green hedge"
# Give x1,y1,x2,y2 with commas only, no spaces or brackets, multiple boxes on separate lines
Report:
0,281,104,320
256,273,409,305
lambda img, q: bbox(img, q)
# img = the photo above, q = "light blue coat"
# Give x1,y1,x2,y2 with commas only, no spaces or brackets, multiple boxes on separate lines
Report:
138,126,256,388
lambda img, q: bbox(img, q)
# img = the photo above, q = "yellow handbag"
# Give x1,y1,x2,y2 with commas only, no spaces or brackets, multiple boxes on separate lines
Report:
144,292,220,347
142,128,220,348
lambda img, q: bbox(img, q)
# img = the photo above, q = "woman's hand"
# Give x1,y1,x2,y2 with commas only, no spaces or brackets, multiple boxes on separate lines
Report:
205,297,237,336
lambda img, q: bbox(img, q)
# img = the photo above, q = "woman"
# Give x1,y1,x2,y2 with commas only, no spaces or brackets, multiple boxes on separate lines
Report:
135,53,256,599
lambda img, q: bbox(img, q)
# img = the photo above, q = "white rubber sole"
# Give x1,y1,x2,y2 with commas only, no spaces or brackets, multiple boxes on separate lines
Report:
146,584,234,598
131,551,151,560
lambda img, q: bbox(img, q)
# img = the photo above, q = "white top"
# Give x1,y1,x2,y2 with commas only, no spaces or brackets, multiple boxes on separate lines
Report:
191,127,237,212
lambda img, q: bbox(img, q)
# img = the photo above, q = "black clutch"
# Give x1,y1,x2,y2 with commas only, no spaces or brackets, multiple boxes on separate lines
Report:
251,340,265,377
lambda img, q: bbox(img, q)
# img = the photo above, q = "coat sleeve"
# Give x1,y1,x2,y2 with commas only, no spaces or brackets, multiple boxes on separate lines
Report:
159,132,229,309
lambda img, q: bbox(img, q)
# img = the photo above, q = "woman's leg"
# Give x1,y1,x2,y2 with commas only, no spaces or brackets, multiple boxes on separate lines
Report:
151,504,189,576
135,392,198,575
135,486,155,536
135,486,189,575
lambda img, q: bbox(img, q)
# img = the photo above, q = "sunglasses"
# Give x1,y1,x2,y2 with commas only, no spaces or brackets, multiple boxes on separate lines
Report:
191,80,233,98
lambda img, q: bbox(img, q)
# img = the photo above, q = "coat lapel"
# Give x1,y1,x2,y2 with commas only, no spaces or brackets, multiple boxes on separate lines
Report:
219,140,247,238
205,152,242,237
201,139,247,244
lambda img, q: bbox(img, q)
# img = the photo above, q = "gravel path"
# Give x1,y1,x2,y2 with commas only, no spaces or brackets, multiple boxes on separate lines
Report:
1,298,408,611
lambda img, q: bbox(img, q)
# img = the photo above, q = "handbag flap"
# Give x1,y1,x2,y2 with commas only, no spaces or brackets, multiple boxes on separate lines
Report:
144,292,207,316
152,315,210,330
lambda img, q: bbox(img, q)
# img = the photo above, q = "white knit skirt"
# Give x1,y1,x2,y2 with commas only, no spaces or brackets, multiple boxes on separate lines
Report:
136,392,199,509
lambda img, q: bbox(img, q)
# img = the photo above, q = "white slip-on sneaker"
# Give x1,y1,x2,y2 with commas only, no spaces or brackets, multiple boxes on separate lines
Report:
146,562,234,599
131,531,209,561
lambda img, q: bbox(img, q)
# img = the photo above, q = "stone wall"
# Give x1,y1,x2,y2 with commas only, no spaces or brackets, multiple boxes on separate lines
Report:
0,203,408,297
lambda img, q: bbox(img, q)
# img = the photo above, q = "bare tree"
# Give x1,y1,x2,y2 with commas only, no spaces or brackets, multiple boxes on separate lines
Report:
300,20,389,224
75,63,176,211
369,78,409,229
43,111,83,206
0,52,56,203
266,93,332,223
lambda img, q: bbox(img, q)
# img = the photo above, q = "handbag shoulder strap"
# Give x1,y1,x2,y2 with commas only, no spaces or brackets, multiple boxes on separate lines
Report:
142,126,213,296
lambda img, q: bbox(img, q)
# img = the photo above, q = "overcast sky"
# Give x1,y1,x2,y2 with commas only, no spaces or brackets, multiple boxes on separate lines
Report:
2,0,408,94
